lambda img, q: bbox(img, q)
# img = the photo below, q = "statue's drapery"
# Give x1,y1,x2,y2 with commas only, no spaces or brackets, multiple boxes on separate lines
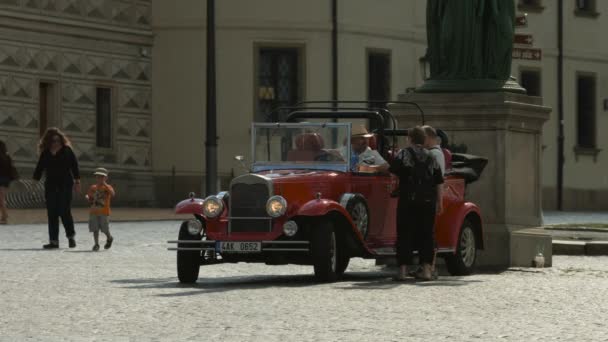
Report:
426,0,515,81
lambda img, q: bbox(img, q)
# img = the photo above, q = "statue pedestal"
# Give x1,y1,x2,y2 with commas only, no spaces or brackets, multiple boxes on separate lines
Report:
390,92,551,268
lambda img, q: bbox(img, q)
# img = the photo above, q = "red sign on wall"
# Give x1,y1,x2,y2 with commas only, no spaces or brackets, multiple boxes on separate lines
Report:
512,47,542,61
514,34,534,46
515,14,528,27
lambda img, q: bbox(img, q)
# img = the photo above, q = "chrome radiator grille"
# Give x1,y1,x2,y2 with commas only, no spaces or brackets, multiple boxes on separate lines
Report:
229,182,271,233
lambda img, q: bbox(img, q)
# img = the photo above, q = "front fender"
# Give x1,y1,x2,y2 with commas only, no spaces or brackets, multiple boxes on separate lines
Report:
297,198,350,218
175,198,204,215
295,199,367,245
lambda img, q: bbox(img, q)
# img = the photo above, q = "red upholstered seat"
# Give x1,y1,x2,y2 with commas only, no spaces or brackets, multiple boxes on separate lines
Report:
443,148,453,170
287,133,325,161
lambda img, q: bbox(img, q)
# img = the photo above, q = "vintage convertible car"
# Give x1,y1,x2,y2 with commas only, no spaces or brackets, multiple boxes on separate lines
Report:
168,106,486,283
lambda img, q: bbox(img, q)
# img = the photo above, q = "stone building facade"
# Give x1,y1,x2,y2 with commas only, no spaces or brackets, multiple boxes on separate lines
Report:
0,0,154,206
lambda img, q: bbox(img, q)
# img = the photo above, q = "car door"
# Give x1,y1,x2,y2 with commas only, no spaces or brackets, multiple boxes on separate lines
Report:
350,173,393,248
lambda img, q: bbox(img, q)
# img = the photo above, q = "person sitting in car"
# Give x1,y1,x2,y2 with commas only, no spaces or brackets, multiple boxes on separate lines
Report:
338,125,389,173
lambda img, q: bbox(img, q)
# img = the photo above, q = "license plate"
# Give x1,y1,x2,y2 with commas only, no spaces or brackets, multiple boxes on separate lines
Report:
218,241,261,253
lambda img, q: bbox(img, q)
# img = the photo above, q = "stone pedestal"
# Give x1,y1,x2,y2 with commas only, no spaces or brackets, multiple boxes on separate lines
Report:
390,92,551,268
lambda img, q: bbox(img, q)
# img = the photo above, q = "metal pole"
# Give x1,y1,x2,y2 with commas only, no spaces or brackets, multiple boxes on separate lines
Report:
331,0,338,107
330,0,339,144
557,0,564,211
205,0,218,196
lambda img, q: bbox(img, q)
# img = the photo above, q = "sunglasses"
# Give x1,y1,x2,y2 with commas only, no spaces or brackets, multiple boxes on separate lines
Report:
51,137,61,143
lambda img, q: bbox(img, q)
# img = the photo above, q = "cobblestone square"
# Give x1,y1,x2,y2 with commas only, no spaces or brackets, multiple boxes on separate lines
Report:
1,221,607,341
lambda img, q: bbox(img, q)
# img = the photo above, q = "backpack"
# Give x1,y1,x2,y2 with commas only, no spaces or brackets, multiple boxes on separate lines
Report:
405,147,436,203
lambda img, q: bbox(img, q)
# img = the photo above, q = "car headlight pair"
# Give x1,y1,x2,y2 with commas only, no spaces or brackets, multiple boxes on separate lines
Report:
202,196,224,218
203,194,287,218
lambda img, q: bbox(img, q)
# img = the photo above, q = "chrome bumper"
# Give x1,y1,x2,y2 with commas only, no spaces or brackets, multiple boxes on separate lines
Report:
167,240,310,252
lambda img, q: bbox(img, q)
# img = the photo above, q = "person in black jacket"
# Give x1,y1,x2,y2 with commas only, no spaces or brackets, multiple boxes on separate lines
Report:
33,128,81,249
0,140,18,224
389,126,444,281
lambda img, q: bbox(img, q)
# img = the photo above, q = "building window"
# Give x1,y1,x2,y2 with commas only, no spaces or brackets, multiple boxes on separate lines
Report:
256,47,301,122
575,0,599,16
96,87,112,148
367,50,391,130
576,74,596,149
520,69,541,97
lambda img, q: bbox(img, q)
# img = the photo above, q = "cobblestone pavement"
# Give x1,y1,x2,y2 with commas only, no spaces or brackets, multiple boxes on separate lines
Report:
1,221,608,342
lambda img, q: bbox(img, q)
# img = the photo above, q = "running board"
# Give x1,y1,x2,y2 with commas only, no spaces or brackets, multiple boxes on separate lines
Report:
371,247,456,256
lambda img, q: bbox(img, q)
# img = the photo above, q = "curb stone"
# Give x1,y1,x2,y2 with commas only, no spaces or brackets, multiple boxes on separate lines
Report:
553,240,608,256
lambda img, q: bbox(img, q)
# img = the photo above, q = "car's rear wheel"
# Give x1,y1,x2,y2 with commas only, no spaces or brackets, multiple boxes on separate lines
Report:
445,219,477,276
311,220,339,282
177,221,201,283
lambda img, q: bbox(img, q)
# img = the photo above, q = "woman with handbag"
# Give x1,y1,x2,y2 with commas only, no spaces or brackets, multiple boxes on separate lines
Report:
33,128,81,249
0,140,18,224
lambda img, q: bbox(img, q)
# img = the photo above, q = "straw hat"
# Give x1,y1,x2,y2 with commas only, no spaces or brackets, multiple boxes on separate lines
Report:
351,124,373,138
93,167,108,177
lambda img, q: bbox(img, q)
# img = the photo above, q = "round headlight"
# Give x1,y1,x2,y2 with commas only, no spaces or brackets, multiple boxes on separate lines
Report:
283,220,298,237
186,219,202,235
266,195,287,218
203,196,224,218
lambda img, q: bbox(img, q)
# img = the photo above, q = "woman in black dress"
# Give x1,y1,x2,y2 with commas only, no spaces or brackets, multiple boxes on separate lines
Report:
0,140,17,224
33,128,81,249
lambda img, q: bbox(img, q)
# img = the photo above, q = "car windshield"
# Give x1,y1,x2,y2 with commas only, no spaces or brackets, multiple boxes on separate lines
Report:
252,123,351,172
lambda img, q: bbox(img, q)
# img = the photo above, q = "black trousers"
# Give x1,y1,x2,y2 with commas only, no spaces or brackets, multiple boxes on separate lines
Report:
45,184,75,243
396,199,436,266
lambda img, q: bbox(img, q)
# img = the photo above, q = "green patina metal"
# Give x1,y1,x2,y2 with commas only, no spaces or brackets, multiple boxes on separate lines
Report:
419,0,525,93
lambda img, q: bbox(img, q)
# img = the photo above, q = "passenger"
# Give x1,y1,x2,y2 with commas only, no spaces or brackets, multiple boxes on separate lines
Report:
389,126,444,281
339,125,389,173
422,125,445,176
436,129,453,171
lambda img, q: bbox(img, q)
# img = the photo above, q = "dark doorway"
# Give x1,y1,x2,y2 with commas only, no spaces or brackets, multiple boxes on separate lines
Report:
256,48,301,122
38,82,55,136
96,87,112,148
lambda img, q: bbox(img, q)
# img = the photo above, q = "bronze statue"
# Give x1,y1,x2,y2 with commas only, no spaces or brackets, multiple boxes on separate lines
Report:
425,0,516,83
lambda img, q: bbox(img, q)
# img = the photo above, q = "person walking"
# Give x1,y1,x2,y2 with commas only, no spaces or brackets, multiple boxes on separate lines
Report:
33,128,81,249
390,126,444,281
0,140,18,224
86,168,115,251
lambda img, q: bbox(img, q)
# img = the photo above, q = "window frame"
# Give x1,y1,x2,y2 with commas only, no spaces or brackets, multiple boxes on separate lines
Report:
253,43,305,123
574,72,601,161
574,0,600,17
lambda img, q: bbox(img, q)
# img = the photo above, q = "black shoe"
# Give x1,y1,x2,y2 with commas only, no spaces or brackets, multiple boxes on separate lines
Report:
92,244,100,252
104,237,113,250
68,238,76,248
43,243,59,249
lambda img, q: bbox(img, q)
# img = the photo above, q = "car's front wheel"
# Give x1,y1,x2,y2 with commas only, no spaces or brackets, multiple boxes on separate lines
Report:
177,221,201,283
445,219,477,276
310,220,339,282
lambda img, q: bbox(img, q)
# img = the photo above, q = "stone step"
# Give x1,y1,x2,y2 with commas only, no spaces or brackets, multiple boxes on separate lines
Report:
553,239,608,256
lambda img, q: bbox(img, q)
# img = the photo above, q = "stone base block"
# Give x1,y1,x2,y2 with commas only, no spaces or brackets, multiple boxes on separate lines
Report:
510,228,552,267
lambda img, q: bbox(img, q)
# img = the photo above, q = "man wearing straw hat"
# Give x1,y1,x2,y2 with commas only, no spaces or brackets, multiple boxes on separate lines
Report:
339,124,389,173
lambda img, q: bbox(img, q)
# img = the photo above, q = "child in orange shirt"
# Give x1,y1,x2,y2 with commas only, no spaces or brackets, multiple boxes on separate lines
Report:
86,168,115,251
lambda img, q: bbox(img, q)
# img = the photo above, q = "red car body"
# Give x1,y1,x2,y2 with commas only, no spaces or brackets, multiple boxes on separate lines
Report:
169,113,485,283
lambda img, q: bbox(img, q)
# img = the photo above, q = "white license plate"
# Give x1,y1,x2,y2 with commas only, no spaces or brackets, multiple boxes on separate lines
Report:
218,241,261,253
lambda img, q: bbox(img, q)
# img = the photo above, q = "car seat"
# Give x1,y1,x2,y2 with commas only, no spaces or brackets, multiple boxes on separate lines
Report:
286,133,325,161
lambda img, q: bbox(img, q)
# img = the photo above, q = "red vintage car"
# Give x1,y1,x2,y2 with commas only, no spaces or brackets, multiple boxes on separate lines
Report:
168,107,486,283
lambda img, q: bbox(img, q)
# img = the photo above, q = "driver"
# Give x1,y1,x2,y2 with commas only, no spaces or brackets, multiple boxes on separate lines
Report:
339,125,389,173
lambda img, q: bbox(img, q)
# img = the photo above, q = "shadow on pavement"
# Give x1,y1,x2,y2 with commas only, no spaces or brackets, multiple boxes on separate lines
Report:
112,271,394,295
0,248,49,252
